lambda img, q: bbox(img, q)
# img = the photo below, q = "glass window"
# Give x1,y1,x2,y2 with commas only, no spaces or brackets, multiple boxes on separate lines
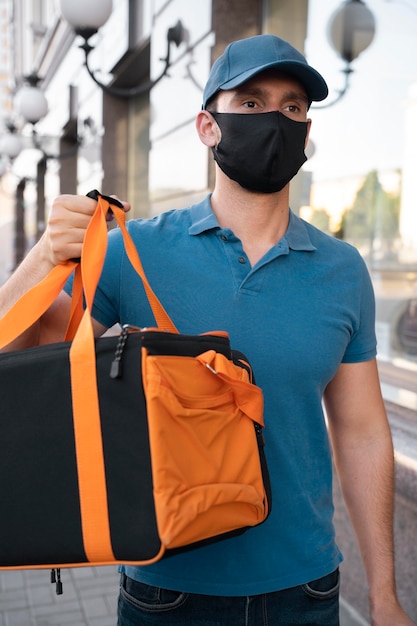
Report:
149,0,212,203
305,0,417,367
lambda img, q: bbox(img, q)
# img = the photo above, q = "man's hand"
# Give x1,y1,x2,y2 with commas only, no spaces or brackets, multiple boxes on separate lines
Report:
0,193,130,350
324,361,416,626
41,194,130,266
371,596,416,625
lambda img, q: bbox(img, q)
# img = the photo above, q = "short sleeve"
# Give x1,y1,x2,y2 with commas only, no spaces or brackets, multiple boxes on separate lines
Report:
342,257,377,363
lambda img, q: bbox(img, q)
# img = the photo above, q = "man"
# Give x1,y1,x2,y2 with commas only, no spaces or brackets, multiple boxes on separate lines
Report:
1,35,415,626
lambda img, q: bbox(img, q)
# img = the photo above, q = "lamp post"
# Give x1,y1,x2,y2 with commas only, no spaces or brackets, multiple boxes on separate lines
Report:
14,76,50,242
13,81,84,242
14,178,27,268
0,123,25,268
0,129,23,161
312,0,376,108
59,0,187,98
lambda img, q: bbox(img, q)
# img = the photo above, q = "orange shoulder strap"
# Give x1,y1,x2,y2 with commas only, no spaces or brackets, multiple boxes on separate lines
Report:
0,261,77,349
67,194,177,562
109,199,177,333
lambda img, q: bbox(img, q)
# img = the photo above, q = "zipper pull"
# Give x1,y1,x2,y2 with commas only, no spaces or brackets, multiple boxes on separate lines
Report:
50,568,63,595
110,325,131,378
55,568,63,595
254,423,266,447
110,324,144,378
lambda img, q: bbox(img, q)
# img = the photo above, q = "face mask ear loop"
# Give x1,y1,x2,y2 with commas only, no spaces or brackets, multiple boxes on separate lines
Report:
208,111,222,149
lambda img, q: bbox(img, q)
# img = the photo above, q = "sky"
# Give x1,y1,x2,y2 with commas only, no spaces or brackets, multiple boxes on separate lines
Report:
304,0,417,183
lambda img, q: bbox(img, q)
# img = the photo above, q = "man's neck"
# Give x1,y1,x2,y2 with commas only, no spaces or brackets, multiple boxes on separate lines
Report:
210,179,290,266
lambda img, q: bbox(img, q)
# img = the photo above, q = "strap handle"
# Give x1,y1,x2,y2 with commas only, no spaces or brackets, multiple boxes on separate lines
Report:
100,193,177,333
0,191,177,349
66,193,176,562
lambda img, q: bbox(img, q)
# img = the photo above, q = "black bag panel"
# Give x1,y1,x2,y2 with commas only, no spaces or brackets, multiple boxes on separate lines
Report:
0,343,86,566
95,334,161,561
141,331,233,359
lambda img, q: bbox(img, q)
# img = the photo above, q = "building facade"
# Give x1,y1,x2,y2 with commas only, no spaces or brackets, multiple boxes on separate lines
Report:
1,2,417,620
4,0,310,217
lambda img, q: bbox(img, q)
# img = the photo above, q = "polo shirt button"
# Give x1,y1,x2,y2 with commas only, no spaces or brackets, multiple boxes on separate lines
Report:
220,234,228,241
238,256,246,264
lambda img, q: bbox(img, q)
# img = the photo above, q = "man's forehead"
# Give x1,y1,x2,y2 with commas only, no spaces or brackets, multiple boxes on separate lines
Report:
221,69,309,102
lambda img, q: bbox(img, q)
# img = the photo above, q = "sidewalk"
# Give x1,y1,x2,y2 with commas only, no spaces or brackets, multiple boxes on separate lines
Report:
0,566,368,626
0,567,119,626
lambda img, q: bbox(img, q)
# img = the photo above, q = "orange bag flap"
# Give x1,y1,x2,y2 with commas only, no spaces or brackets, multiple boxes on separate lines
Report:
195,350,264,427
142,348,267,549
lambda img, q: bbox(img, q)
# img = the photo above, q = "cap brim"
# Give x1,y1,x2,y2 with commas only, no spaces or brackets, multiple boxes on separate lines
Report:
219,60,328,102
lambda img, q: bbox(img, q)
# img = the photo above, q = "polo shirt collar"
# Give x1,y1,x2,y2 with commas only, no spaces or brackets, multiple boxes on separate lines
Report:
285,209,317,252
188,195,219,234
188,194,316,252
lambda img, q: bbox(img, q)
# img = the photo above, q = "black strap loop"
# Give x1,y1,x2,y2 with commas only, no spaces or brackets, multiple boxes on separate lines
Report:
86,189,124,210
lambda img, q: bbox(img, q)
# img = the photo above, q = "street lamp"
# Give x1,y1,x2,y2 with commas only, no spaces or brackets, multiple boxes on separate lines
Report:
14,73,49,124
313,0,376,108
12,74,51,241
0,121,26,269
12,79,81,242
0,131,23,161
0,129,26,270
59,0,112,40
59,0,188,98
0,158,8,178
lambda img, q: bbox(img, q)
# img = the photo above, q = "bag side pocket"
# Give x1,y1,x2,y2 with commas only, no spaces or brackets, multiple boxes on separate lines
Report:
142,349,268,550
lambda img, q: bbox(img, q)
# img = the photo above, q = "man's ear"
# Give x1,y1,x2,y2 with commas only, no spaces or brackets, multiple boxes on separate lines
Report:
196,110,221,148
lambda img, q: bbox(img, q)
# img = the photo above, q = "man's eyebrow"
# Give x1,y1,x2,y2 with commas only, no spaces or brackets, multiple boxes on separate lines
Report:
281,89,309,105
230,86,264,99
232,85,309,104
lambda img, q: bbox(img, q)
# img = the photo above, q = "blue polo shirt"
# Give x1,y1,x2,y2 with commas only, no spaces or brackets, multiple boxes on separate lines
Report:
85,194,376,595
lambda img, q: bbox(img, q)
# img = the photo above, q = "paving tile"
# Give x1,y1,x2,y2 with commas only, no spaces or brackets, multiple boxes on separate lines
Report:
0,571,26,591
26,583,57,606
81,596,111,619
4,609,33,626
0,588,30,610
33,611,85,626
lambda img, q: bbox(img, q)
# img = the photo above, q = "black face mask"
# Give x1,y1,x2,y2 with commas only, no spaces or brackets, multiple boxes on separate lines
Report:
210,111,308,194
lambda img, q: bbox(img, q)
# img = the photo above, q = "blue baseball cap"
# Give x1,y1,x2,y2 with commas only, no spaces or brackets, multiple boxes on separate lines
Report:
203,34,328,107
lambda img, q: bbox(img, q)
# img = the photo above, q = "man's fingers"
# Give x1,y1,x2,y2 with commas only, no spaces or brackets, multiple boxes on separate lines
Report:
43,194,131,265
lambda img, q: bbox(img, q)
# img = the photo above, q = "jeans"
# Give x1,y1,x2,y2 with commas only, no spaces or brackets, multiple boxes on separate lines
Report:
117,569,340,625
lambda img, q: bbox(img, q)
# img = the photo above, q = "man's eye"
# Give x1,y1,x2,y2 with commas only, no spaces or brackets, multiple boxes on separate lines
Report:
243,101,257,108
285,104,299,113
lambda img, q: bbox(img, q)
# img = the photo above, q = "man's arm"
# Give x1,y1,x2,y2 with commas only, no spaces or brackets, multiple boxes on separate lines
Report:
324,358,415,626
0,194,123,350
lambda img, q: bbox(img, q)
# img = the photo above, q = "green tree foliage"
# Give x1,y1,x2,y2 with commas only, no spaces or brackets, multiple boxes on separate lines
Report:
309,208,331,234
342,170,400,246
